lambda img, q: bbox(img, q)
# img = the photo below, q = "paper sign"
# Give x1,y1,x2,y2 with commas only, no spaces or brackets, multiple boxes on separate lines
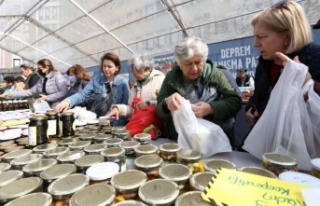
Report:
301,188,320,206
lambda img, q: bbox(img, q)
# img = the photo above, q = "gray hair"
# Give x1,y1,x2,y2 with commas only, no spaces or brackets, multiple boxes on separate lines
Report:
129,54,155,71
174,36,208,65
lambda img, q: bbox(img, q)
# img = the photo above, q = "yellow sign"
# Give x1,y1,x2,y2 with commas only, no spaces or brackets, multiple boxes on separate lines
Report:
201,168,309,206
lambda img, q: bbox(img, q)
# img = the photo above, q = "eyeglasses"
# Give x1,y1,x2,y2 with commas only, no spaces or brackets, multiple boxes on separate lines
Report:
272,0,288,9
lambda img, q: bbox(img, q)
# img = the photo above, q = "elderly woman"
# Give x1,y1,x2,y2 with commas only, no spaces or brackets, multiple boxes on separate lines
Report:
156,36,242,142
246,0,320,127
55,52,129,126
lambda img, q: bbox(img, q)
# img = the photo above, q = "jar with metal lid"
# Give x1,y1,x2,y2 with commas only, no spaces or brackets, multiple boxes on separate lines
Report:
69,183,115,206
48,174,89,206
93,133,112,143
44,146,69,158
0,170,23,187
40,164,77,187
189,172,214,191
86,162,119,185
204,159,236,173
133,133,151,145
57,151,85,164
74,155,104,174
175,191,212,206
0,163,11,173
120,141,140,158
2,149,32,163
45,111,59,139
114,129,130,141
112,200,147,206
159,143,181,162
104,138,123,148
23,158,57,177
78,133,95,142
177,149,204,173
28,116,48,147
16,136,28,146
111,126,126,137
134,155,163,180
68,141,91,151
100,125,112,134
4,146,25,153
84,144,106,154
58,137,77,147
4,192,52,206
10,154,43,170
0,177,43,204
0,140,16,149
239,166,278,179
111,170,147,202
134,144,158,157
311,158,320,179
101,147,126,172
159,164,192,191
138,179,179,205
262,153,298,176
33,143,57,154
60,112,75,137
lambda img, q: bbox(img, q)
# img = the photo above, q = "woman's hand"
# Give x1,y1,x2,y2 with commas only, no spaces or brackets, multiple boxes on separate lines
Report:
191,102,213,118
106,107,120,120
55,101,70,113
245,107,259,127
0,92,10,98
164,93,184,111
38,94,47,101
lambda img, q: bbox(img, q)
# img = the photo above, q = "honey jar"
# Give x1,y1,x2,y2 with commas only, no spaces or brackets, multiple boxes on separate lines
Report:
78,133,95,142
43,146,69,158
68,141,91,151
93,133,112,144
10,153,43,170
133,133,151,145
134,144,158,157
189,172,214,191
0,170,23,187
32,143,57,154
175,191,212,206
57,151,85,164
159,143,181,163
60,112,75,137
120,141,140,158
134,155,163,180
104,138,123,148
84,144,106,154
86,162,119,185
239,166,278,179
204,159,236,173
4,192,52,206
114,129,130,141
40,163,77,186
2,149,32,163
262,153,298,176
177,149,204,173
101,147,126,171
111,126,126,137
22,158,57,177
159,164,192,191
74,155,104,174
58,138,77,147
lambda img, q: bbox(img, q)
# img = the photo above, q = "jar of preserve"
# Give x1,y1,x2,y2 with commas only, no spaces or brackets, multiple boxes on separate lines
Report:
134,155,163,180
23,159,57,177
12,99,19,110
311,158,320,179
40,163,77,188
2,149,32,163
159,143,181,163
204,159,236,173
133,133,151,145
10,154,43,170
112,200,147,206
159,164,192,191
93,133,112,144
0,170,23,187
104,138,123,148
86,162,119,185
134,144,158,157
28,116,48,147
43,146,69,158
114,129,130,141
111,126,126,137
68,141,91,151
57,151,85,164
177,149,204,173
45,111,59,138
120,141,140,158
78,133,95,142
4,193,52,206
262,153,298,176
33,143,57,154
101,147,126,172
84,144,106,155
100,125,112,134
239,166,278,179
60,112,75,137
0,163,11,173
175,191,212,206
74,155,104,174
189,172,214,191
58,138,77,147
4,146,25,153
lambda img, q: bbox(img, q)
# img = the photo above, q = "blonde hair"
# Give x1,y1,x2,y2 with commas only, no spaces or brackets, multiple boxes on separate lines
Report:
251,0,312,53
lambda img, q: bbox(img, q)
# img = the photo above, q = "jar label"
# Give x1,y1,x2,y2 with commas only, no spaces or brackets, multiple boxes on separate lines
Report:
47,120,57,136
28,126,37,146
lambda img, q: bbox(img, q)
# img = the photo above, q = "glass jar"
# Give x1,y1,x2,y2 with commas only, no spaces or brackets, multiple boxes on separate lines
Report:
2,149,32,163
177,149,204,173
43,146,69,159
159,164,192,191
120,141,140,158
22,159,57,177
101,147,126,172
239,167,278,179
111,170,147,202
58,137,77,147
189,172,214,191
4,146,25,153
69,184,115,206
138,179,179,205
4,193,52,206
93,133,112,144
134,144,158,157
40,164,77,189
100,125,112,134
74,155,104,174
86,162,119,185
78,133,95,142
60,112,75,137
134,155,163,180
311,158,320,179
111,126,126,137
68,141,91,151
114,129,130,141
262,153,298,176
84,144,106,155
28,116,48,147
0,163,11,173
48,174,89,206
159,143,181,163
45,111,59,139
10,154,43,170
175,191,212,206
204,159,236,173
0,177,43,204
133,133,151,145
33,143,57,154
104,138,123,148
0,170,23,187
57,151,85,164
112,200,147,206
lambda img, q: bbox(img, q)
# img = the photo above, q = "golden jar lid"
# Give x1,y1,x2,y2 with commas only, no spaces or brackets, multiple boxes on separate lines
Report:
159,143,182,153
101,147,125,158
58,138,77,146
189,172,213,191
204,159,236,173
93,134,112,141
69,184,115,206
159,164,192,182
134,155,163,169
43,146,69,158
0,177,43,203
175,191,212,206
57,151,85,163
74,155,104,169
112,200,147,206
2,149,32,162
111,169,147,191
0,163,11,173
4,192,52,206
60,112,74,117
0,170,23,187
79,133,95,141
262,153,297,166
134,144,158,155
48,174,89,197
0,144,17,152
22,159,57,174
4,146,25,154
84,144,106,153
0,141,15,147
138,179,179,205
69,141,91,150
10,154,43,167
29,116,48,121
239,167,278,178
120,141,140,149
40,164,77,181
177,149,202,161
33,143,57,153
104,138,123,146
133,133,151,141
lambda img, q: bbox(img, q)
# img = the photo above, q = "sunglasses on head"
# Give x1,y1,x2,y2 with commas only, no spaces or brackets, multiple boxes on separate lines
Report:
272,0,288,9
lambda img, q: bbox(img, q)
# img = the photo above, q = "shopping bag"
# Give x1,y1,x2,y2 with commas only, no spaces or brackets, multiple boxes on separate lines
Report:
172,99,231,157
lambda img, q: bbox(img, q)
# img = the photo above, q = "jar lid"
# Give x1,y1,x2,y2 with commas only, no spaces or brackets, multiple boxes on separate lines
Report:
134,155,163,168
175,191,212,206
10,154,43,166
0,163,11,173
311,158,320,170
48,174,89,196
2,149,32,162
93,134,112,141
189,172,214,191
29,116,48,121
79,133,95,141
4,146,25,154
279,171,320,187
177,149,202,161
4,193,52,206
138,179,179,204
40,164,77,180
69,141,91,150
111,126,126,132
101,147,125,158
69,184,115,206
262,153,297,166
57,151,85,162
0,143,17,151
86,162,119,181
0,177,43,202
16,137,28,143
114,129,130,136
112,200,147,206
120,141,140,149
58,138,77,146
134,144,158,154
159,143,182,153
74,155,104,168
33,143,57,153
84,144,106,153
133,133,151,141
0,141,15,147
22,159,57,173
111,169,147,190
60,112,74,117
159,164,192,181
44,146,69,157
0,170,24,187
45,111,57,116
239,167,278,179
104,138,123,146
204,159,236,173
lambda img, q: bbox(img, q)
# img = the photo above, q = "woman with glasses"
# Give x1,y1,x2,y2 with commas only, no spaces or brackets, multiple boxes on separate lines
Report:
0,59,68,109
245,0,320,127
55,52,129,126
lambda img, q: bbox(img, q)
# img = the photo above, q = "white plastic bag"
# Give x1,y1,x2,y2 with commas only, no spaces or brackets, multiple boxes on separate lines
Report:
33,100,51,113
172,99,231,157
